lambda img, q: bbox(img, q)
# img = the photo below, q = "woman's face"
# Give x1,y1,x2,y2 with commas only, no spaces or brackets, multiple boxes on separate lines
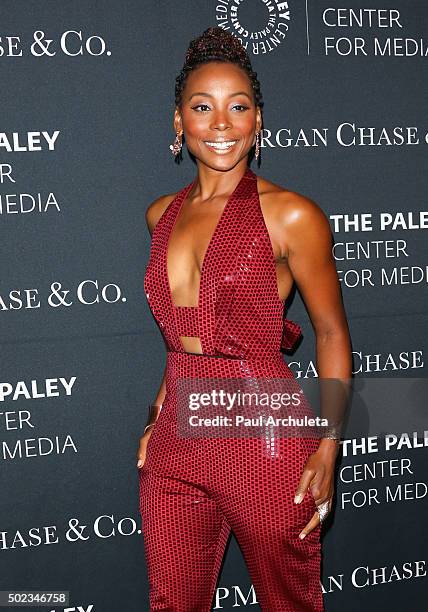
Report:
174,61,262,171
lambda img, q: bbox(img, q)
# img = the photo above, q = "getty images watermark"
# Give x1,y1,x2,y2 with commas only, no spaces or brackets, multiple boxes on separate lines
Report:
176,377,348,440
174,377,428,442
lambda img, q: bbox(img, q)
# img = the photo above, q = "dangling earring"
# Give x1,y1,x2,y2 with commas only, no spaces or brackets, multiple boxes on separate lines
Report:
255,131,260,160
169,131,182,157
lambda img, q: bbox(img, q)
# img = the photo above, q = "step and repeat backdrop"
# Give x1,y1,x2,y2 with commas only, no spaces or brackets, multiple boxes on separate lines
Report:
1,1,427,611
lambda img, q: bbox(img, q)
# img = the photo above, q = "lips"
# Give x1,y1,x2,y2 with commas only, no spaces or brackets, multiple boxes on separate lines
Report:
204,140,238,151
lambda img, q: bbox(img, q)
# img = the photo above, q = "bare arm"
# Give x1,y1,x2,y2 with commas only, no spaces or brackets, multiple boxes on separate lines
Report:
141,194,177,433
278,191,352,535
282,192,352,447
287,204,351,379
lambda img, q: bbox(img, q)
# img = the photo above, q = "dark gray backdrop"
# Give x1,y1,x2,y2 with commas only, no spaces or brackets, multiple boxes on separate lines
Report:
1,1,427,610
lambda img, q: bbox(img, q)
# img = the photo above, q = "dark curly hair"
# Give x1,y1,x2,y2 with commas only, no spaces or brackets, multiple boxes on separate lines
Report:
174,26,264,111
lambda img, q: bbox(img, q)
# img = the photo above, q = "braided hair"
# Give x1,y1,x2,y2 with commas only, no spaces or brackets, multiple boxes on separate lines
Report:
173,27,264,165
175,26,264,110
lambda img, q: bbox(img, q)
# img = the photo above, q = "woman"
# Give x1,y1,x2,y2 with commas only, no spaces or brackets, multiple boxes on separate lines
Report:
137,27,352,611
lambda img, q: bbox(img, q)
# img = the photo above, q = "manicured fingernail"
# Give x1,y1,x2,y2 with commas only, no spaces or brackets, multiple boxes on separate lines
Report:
137,460,143,468
299,532,306,539
294,494,303,504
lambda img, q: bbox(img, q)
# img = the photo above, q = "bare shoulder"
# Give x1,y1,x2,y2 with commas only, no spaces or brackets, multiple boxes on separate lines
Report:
257,176,330,237
145,192,178,236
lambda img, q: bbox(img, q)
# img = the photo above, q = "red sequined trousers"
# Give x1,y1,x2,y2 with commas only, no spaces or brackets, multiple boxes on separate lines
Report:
139,167,324,611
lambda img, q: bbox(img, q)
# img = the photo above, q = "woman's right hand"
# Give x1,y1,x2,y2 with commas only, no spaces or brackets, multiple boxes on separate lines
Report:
136,427,155,469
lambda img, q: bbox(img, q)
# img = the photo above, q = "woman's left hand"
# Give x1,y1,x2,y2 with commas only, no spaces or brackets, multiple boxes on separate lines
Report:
294,440,339,539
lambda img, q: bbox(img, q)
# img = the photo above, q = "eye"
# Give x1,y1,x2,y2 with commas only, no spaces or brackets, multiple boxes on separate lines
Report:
232,104,250,112
191,104,210,112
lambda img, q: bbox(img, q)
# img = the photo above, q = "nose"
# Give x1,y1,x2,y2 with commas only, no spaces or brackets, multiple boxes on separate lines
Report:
210,110,232,131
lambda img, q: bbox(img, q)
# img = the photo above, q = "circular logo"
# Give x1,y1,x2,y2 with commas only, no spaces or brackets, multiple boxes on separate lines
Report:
215,0,292,56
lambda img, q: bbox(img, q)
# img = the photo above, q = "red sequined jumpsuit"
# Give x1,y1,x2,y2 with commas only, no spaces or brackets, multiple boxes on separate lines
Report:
139,167,324,611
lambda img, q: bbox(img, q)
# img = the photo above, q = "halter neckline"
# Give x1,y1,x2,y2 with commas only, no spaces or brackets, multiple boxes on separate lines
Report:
165,166,255,311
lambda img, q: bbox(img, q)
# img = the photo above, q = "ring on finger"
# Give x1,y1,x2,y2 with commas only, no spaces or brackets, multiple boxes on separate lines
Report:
316,500,330,523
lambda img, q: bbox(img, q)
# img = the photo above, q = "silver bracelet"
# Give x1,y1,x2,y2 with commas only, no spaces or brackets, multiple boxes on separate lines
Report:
144,404,163,434
321,424,341,440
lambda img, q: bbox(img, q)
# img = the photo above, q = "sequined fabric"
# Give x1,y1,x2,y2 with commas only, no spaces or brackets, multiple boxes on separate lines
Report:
139,167,323,611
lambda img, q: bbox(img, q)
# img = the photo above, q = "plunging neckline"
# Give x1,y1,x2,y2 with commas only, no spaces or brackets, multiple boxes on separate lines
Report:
165,167,251,311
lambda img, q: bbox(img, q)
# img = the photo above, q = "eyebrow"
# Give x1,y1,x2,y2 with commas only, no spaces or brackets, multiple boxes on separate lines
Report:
188,91,252,101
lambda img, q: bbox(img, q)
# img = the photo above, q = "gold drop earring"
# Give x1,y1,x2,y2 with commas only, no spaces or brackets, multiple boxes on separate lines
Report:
169,131,183,157
254,131,260,160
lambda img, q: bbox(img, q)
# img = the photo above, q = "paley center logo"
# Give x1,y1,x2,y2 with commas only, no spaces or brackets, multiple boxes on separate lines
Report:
215,0,291,55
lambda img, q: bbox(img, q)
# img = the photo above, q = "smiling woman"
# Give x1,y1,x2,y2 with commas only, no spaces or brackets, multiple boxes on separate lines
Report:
173,65,262,172
137,25,351,612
